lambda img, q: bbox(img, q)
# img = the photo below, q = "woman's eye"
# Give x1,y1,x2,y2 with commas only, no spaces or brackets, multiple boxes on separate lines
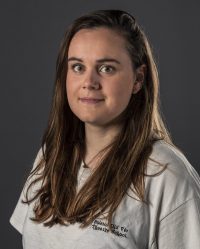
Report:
71,64,84,73
99,65,115,73
70,64,115,74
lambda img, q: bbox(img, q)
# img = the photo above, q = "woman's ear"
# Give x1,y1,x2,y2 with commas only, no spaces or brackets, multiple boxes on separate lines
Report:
132,64,147,94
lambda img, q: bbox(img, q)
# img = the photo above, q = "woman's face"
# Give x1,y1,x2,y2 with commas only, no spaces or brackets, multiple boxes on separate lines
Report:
66,27,143,127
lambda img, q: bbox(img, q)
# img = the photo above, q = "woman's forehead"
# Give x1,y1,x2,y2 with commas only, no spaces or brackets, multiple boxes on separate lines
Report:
68,28,129,62
72,27,121,40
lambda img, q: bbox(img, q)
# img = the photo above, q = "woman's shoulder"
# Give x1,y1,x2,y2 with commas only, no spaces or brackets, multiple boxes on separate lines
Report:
145,139,200,218
147,139,200,190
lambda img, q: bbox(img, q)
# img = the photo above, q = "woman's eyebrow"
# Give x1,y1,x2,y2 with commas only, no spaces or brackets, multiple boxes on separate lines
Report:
67,57,121,64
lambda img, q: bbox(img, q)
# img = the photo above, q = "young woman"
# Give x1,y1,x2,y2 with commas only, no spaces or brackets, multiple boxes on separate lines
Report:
10,9,200,249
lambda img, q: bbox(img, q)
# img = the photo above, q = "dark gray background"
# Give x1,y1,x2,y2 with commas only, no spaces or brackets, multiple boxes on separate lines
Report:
1,0,199,248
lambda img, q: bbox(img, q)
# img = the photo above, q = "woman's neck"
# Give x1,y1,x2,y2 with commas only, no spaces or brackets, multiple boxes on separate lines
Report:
84,123,121,169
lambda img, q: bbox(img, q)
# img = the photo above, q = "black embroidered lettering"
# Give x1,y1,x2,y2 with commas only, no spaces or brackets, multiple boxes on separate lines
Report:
91,219,129,239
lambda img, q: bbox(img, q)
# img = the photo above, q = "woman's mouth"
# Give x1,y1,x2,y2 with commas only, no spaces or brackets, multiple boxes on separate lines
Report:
79,97,104,104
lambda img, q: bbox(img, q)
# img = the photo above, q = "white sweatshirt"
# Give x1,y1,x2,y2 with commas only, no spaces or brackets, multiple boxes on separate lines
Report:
9,140,200,248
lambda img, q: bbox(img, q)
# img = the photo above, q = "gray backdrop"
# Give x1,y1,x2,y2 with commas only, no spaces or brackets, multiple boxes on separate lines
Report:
1,0,199,248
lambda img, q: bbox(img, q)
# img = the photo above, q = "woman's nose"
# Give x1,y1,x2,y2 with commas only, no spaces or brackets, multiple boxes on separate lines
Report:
82,70,101,90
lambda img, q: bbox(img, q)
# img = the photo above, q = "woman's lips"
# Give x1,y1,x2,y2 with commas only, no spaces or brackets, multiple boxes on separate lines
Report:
79,97,104,104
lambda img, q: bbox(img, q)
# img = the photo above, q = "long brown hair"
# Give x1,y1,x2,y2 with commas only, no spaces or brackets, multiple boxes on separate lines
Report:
23,9,175,230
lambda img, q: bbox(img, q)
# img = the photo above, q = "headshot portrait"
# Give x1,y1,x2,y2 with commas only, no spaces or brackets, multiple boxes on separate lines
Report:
2,1,200,249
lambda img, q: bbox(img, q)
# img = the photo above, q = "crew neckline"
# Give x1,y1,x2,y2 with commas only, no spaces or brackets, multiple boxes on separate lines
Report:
80,161,92,171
